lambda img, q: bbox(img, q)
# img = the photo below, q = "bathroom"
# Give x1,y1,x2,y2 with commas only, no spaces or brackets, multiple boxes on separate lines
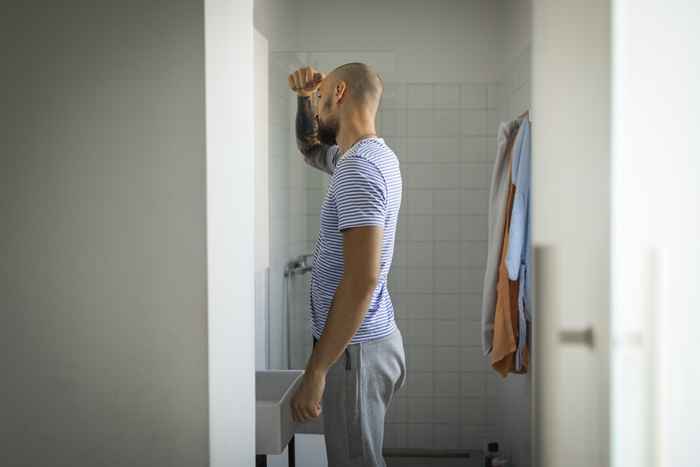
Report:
2,1,698,467
254,0,534,465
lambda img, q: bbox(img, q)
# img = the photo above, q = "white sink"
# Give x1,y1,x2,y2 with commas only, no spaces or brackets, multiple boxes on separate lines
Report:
256,370,325,455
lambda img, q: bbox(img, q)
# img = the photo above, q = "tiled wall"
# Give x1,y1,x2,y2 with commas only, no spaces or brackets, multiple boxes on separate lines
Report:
376,81,504,450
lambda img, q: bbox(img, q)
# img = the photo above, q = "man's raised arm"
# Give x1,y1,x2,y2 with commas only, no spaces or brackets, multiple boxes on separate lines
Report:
289,66,336,175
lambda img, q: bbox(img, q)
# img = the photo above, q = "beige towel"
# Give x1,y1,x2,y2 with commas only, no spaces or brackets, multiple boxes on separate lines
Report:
481,120,521,355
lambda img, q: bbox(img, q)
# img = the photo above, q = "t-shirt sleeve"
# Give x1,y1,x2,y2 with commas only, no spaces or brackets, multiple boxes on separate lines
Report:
334,157,387,231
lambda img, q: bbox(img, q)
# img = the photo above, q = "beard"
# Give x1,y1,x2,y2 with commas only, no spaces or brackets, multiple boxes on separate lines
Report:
317,114,339,146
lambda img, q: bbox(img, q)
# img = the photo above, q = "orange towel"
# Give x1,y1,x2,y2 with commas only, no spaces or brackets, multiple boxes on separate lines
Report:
491,160,529,377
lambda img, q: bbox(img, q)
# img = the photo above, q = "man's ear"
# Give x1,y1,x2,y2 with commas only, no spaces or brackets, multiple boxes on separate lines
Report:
335,80,348,104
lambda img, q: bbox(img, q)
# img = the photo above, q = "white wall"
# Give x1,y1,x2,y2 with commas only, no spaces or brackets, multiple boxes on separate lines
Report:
1,2,209,466
296,0,504,84
206,0,257,466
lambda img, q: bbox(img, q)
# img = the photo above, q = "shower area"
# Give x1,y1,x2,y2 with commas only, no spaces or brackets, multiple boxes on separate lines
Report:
255,0,533,465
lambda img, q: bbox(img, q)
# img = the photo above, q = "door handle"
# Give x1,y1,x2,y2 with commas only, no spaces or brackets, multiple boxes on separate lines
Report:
558,326,594,348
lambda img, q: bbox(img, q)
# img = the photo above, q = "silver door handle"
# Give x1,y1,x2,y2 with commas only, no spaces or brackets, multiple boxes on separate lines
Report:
558,326,594,348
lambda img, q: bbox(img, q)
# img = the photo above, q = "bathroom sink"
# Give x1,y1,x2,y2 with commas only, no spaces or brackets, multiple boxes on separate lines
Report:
256,370,302,455
256,369,324,455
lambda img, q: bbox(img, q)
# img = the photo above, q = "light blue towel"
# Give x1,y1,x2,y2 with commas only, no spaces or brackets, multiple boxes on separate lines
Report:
505,119,531,371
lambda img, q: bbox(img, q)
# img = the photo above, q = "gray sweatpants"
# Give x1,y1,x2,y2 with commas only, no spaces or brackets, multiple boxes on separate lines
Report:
313,327,407,467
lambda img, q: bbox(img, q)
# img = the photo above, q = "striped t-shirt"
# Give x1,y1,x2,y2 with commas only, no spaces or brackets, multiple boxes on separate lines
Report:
309,137,402,344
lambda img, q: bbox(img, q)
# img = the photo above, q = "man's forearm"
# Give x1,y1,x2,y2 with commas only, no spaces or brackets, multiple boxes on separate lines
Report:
295,95,332,174
306,277,377,375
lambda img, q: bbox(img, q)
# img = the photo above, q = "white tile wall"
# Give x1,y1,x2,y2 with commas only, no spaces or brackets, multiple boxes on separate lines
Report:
406,84,434,108
435,373,461,397
435,398,462,424
435,84,460,109
461,84,488,109
434,347,461,372
407,423,434,449
461,373,486,397
434,423,461,449
434,294,461,320
407,319,434,345
406,345,435,372
376,79,504,450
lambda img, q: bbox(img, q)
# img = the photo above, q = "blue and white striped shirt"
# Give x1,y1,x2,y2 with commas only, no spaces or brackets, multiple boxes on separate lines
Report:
309,137,402,344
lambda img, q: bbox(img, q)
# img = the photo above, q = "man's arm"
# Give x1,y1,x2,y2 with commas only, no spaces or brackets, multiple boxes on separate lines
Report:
305,225,383,375
295,95,337,175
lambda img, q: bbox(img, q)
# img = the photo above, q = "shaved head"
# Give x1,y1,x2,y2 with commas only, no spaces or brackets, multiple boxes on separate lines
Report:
327,62,384,112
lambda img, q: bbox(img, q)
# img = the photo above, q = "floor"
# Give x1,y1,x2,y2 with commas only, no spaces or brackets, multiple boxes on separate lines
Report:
272,435,487,467
386,455,483,466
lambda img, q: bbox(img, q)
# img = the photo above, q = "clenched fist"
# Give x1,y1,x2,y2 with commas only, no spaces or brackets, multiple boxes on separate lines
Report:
288,66,324,97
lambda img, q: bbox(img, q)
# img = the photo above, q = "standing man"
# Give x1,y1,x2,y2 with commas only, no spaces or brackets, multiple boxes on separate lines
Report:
288,63,407,466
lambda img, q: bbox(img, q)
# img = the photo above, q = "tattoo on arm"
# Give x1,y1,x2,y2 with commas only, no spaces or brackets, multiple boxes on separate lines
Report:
296,95,333,175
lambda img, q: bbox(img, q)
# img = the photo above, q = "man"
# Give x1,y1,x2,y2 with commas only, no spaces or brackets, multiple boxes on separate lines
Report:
287,62,407,466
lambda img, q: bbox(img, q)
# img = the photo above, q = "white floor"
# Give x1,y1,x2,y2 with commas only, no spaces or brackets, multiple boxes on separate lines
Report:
268,435,485,467
386,456,482,467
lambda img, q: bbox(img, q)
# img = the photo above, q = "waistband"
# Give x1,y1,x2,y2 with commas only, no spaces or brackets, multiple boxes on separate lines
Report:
311,326,401,371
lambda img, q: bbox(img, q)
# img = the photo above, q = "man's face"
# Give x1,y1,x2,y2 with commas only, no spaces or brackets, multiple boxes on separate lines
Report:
315,79,340,146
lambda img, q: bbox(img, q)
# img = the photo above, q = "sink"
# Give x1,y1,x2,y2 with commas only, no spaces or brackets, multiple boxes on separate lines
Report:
255,370,325,455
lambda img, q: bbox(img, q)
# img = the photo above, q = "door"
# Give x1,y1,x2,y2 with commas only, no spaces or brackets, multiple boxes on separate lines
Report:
531,1,611,466
611,2,700,466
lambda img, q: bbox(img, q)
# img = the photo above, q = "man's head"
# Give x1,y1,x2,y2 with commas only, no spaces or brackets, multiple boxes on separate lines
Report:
315,62,384,146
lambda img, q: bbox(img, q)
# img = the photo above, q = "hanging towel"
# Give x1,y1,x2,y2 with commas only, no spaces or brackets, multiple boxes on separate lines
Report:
481,120,521,356
505,119,532,372
491,165,528,376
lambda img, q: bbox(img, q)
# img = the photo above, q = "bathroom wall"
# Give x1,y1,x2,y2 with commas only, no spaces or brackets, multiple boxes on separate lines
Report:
379,78,504,451
488,1,533,466
1,2,210,465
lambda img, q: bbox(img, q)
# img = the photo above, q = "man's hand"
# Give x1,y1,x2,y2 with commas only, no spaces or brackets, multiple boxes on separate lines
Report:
288,66,324,97
290,369,326,423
